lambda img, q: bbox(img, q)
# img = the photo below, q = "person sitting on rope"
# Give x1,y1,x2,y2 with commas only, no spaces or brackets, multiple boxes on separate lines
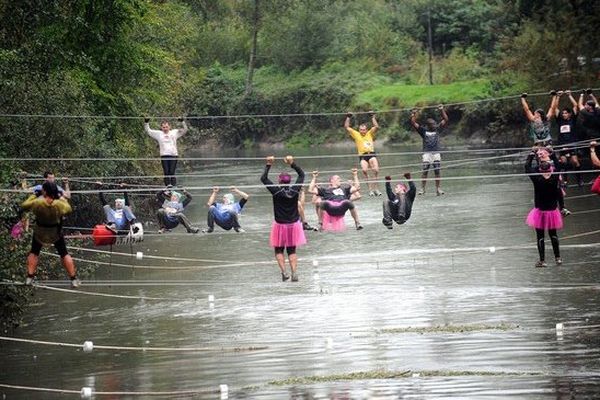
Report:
578,90,600,139
96,182,138,234
156,188,199,234
203,186,249,233
345,111,381,196
525,150,570,267
550,90,583,186
21,181,81,287
590,141,600,194
382,172,417,229
410,105,449,196
308,168,363,231
30,171,70,199
144,116,188,187
521,92,554,146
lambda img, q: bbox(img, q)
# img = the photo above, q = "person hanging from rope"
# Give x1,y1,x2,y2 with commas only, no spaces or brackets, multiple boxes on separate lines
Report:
521,92,554,146
30,171,71,199
345,111,381,196
590,141,600,194
96,182,138,234
410,105,449,196
578,89,600,139
550,90,583,186
21,181,81,287
298,187,318,231
144,116,188,187
525,149,570,267
261,155,306,282
202,186,249,233
308,168,363,231
156,188,199,234
382,172,417,229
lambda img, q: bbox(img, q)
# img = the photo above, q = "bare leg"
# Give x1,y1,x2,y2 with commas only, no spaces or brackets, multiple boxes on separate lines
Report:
61,255,77,278
360,159,371,191
275,251,286,274
369,157,380,192
289,253,298,273
27,253,38,277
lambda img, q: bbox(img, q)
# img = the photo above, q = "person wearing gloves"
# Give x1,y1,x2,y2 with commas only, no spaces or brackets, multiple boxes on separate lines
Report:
144,117,188,187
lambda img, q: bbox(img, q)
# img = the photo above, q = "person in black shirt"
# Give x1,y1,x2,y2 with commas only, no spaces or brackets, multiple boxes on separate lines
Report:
308,168,363,230
551,90,583,185
525,151,569,267
261,155,306,282
382,172,417,229
410,105,449,196
578,90,600,139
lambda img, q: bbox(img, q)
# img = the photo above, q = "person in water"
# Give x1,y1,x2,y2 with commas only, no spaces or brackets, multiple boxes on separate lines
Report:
203,186,249,233
525,150,570,267
21,181,81,287
261,155,306,282
96,182,138,234
382,172,417,229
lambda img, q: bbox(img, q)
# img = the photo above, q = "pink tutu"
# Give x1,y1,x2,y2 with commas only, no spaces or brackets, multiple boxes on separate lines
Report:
269,220,306,247
526,208,563,230
592,175,600,195
11,221,24,240
321,210,346,232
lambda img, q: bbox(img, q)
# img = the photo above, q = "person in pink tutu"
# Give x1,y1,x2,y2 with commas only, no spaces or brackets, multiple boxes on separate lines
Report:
591,141,600,195
307,168,363,231
525,150,570,267
261,155,306,282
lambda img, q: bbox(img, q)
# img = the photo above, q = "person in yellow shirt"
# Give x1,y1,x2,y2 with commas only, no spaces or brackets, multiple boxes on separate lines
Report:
21,181,80,287
344,111,381,196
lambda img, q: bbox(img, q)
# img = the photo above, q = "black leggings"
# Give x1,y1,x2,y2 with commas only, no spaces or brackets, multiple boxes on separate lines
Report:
30,236,68,257
535,229,560,261
161,156,178,186
274,246,296,255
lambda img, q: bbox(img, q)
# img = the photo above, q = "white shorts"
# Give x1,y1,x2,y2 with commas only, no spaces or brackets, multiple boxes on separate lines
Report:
422,152,441,164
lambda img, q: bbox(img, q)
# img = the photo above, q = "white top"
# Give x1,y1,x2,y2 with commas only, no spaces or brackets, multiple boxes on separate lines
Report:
144,122,188,156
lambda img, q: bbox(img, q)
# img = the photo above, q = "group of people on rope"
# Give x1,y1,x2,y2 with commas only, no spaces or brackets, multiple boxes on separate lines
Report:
11,90,600,285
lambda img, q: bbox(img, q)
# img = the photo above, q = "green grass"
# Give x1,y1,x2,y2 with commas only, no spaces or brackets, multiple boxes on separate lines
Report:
356,79,493,110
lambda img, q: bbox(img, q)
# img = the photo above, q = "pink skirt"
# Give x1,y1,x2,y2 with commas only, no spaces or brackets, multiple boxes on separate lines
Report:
592,175,600,195
269,220,306,247
322,210,346,232
11,221,24,240
526,208,563,230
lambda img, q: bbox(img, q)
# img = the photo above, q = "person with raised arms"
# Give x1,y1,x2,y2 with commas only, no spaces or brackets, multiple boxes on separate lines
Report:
261,155,306,282
144,116,188,187
345,111,381,196
156,188,199,234
202,186,249,233
382,172,417,229
520,92,554,146
550,90,583,186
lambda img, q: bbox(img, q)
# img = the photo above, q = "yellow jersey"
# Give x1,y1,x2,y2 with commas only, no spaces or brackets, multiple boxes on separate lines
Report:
347,127,376,154
22,195,72,244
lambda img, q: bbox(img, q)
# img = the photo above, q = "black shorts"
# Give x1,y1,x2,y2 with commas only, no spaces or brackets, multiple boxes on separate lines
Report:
30,235,68,257
320,200,354,217
359,152,377,162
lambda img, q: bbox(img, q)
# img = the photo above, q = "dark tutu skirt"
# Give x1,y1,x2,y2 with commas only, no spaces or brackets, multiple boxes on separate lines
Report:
592,175,600,195
269,220,307,247
526,208,563,230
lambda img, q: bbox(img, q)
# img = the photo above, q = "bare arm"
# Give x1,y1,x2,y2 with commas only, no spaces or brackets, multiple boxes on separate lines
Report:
439,105,449,128
207,187,218,206
591,142,600,168
176,118,188,138
350,168,360,194
521,96,535,122
231,187,249,200
578,93,585,110
61,178,71,199
308,171,319,195
370,111,379,133
409,110,420,130
590,94,600,109
566,90,578,114
546,93,557,120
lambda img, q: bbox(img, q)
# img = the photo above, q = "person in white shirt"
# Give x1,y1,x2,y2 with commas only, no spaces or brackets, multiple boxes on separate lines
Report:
144,117,188,187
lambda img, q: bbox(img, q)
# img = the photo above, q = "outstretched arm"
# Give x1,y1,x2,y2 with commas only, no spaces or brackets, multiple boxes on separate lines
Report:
409,110,420,130
344,112,352,133
181,190,192,207
525,150,537,181
260,156,277,195
176,117,188,138
439,105,449,128
546,93,557,120
566,90,578,114
308,171,319,195
384,176,394,201
370,111,379,135
350,168,360,194
521,95,535,122
231,187,249,200
591,142,600,168
207,187,219,206
590,93,600,109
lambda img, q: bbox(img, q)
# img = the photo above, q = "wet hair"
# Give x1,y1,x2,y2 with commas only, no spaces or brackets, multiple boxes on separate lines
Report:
534,109,547,122
43,171,54,178
278,173,291,184
42,181,60,199
538,161,552,172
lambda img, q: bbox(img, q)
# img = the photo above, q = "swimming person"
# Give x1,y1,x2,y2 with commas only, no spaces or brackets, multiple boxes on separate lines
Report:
382,172,417,229
203,186,249,233
261,155,306,282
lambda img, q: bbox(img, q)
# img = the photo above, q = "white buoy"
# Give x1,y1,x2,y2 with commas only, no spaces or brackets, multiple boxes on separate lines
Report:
325,337,333,349
82,341,94,353
208,294,215,302
80,387,93,399
312,260,319,267
136,251,143,260
556,323,564,333
489,246,496,254
219,384,229,399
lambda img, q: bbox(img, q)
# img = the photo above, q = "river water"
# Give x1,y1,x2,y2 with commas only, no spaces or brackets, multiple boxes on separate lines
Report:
2,146,600,399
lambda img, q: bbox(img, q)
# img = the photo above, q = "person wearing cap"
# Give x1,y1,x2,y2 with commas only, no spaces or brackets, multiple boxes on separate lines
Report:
382,172,417,229
308,168,363,231
144,117,188,187
21,181,81,287
525,150,569,268
156,188,199,234
344,111,381,196
578,90,600,139
520,93,554,145
203,186,249,233
410,105,449,196
261,155,306,282
96,182,138,233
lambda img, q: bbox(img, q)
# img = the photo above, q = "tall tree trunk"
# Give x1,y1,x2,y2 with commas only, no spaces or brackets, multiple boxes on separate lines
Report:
245,0,259,96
